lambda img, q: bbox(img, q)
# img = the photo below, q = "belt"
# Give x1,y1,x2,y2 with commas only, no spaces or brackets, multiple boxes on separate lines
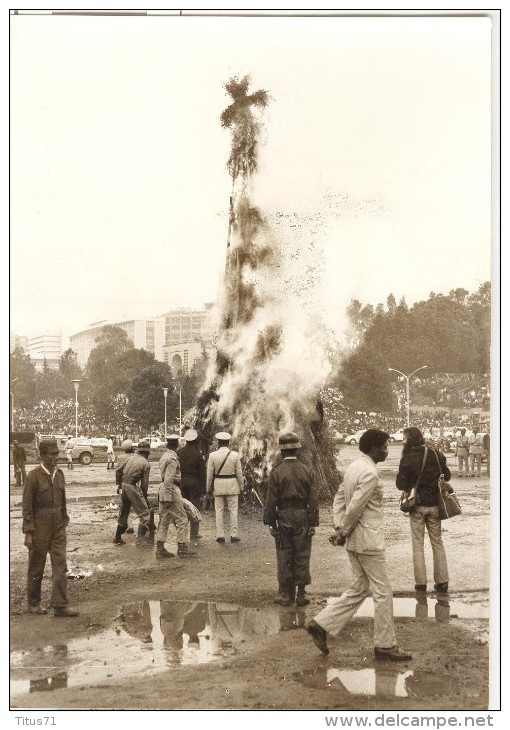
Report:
214,474,237,480
122,478,139,486
278,500,308,509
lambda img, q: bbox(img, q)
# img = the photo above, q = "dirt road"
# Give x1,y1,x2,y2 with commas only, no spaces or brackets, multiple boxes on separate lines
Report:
9,445,492,711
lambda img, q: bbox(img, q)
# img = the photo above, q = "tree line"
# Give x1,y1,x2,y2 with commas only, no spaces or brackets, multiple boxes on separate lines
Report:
330,282,490,412
10,325,208,433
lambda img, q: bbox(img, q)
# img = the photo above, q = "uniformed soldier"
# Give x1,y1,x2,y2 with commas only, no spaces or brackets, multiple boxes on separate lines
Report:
113,439,136,544
178,428,206,540
206,431,244,543
22,439,79,617
455,428,470,477
157,435,197,558
263,432,319,606
115,442,153,546
12,439,27,486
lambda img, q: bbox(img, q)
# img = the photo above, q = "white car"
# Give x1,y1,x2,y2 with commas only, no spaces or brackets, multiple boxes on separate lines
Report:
343,430,366,445
134,436,166,450
389,429,405,443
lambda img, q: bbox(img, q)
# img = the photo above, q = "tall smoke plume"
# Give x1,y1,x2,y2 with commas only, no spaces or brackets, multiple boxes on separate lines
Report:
196,75,340,498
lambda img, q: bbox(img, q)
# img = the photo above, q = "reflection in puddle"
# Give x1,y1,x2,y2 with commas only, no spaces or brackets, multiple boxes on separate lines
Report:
296,667,461,699
10,600,304,698
328,596,489,620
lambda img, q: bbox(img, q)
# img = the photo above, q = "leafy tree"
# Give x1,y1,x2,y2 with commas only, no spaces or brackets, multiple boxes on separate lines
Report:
85,325,135,422
10,347,37,407
37,360,66,401
126,363,174,431
59,348,82,381
336,346,393,412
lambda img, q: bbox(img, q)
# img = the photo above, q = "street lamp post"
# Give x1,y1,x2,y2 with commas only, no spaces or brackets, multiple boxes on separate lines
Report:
10,377,18,431
388,366,428,428
71,380,81,438
179,388,182,435
163,387,168,438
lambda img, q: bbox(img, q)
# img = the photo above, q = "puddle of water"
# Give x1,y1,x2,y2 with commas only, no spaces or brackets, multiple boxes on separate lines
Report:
325,596,489,621
10,600,305,699
295,667,461,699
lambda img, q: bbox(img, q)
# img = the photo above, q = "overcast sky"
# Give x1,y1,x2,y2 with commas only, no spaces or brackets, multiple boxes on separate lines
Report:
10,13,492,343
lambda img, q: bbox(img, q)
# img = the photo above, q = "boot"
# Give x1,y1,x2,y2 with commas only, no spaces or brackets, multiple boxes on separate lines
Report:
177,542,197,557
156,541,175,559
113,526,126,545
296,585,310,606
136,524,150,546
190,520,200,540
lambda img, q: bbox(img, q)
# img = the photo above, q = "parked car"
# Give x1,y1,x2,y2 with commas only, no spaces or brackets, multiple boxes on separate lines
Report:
343,430,366,445
389,429,405,443
37,434,95,465
90,437,111,448
133,436,166,450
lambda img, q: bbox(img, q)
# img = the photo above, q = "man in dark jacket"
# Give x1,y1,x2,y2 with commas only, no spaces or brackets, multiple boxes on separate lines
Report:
22,439,78,617
263,432,319,606
178,429,206,540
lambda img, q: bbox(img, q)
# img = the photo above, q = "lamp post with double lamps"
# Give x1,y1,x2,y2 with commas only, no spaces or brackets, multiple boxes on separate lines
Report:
71,380,81,438
10,377,18,431
388,366,428,428
163,387,168,438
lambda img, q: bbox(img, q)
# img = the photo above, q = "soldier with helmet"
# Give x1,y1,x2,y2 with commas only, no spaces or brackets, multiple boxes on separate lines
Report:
206,431,244,543
263,432,319,606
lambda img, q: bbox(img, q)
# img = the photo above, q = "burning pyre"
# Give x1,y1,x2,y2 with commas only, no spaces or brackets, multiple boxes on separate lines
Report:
195,75,340,499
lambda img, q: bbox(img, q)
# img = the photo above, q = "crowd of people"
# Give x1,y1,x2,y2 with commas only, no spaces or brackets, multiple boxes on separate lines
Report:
19,418,479,670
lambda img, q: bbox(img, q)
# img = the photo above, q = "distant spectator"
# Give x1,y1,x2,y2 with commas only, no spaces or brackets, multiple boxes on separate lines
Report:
468,428,484,478
12,440,27,487
455,429,470,477
483,430,490,477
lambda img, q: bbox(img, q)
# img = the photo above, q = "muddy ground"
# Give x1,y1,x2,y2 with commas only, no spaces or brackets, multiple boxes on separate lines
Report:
9,445,493,711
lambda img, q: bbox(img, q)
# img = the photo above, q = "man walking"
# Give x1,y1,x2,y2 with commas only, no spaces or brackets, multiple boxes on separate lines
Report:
206,431,244,543
307,428,411,661
157,435,197,558
22,439,78,617
178,429,206,541
113,439,136,544
12,439,27,487
115,442,153,546
263,432,319,606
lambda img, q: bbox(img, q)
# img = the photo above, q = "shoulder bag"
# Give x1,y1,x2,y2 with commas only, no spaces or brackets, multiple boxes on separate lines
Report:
433,449,462,520
400,447,428,513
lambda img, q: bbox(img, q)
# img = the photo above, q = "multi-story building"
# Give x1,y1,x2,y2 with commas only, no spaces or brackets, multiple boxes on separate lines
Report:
162,304,216,347
164,341,214,377
23,331,63,371
70,318,165,368
10,332,28,353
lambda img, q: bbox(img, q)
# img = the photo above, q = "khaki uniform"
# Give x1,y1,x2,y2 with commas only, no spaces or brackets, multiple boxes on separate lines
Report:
22,465,70,609
157,450,188,544
116,453,151,531
206,447,243,539
455,435,470,476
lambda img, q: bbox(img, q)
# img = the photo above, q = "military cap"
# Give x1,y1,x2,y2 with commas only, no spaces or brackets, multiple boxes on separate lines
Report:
121,439,133,451
215,431,231,441
39,439,59,455
166,434,181,443
183,428,198,442
278,432,302,450
137,442,151,453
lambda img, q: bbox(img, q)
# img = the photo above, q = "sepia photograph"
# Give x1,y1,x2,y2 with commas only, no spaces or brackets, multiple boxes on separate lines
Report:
8,8,499,719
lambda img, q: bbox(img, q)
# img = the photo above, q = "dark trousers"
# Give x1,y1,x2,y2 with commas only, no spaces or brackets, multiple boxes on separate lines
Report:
276,508,312,595
27,514,68,608
15,464,27,487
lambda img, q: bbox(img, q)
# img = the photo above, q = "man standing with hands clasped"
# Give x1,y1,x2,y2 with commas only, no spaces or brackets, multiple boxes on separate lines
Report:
22,439,78,617
307,428,411,661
